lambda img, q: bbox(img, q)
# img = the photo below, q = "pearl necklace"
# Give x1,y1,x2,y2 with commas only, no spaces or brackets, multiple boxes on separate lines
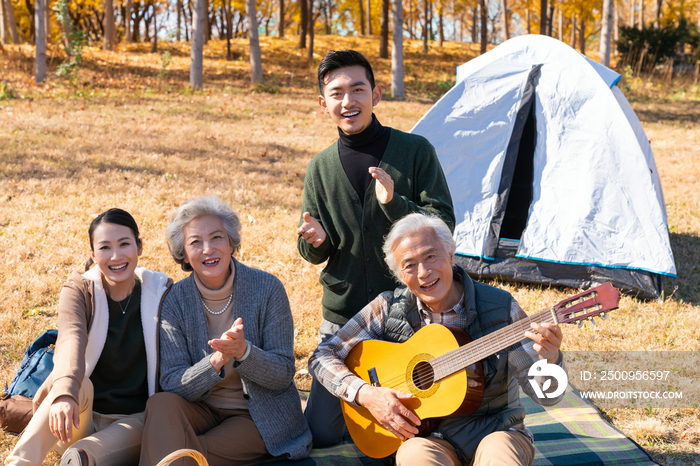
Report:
201,292,233,315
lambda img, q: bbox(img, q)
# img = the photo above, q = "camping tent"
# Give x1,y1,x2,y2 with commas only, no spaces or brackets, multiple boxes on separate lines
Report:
411,34,676,299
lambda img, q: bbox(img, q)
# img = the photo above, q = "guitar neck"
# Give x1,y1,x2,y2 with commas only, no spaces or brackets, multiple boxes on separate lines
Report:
432,307,558,381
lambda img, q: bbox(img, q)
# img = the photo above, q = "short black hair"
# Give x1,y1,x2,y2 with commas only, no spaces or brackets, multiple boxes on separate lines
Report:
88,208,142,251
317,50,375,95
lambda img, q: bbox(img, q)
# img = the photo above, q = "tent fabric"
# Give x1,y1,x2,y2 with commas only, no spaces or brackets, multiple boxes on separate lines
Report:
411,35,675,297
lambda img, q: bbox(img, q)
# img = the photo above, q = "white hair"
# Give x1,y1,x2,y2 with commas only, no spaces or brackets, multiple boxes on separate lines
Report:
382,213,456,283
165,196,241,271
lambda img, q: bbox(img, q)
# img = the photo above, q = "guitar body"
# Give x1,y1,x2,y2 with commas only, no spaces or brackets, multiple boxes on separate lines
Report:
341,324,484,458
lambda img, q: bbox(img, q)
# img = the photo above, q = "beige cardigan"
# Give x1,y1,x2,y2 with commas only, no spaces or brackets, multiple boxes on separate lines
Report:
33,266,172,411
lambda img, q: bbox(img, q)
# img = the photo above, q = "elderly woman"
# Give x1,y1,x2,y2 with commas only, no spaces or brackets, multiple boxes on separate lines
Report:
138,196,311,466
309,212,566,466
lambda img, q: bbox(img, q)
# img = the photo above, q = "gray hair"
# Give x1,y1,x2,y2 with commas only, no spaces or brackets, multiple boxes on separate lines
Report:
165,196,242,271
383,213,456,283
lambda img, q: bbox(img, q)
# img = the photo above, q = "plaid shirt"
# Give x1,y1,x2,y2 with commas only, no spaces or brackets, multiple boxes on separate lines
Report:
308,284,567,441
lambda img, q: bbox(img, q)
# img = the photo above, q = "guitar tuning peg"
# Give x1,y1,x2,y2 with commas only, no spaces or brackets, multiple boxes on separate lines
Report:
578,321,584,328
590,317,596,326
601,312,607,321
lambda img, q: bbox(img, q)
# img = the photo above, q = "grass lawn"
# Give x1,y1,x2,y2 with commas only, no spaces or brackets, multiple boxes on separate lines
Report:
1,35,699,465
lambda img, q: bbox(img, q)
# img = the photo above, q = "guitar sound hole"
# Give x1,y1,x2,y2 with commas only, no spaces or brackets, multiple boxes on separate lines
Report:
412,361,435,390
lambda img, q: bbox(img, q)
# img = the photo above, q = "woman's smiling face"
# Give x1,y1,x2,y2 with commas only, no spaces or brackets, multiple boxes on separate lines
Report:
91,222,142,291
182,215,233,290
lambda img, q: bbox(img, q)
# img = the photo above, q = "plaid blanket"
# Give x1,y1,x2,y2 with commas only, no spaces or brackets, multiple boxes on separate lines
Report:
264,385,657,466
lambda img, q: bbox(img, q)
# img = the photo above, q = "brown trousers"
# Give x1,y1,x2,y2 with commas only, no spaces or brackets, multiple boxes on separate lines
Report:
138,392,271,466
395,430,535,466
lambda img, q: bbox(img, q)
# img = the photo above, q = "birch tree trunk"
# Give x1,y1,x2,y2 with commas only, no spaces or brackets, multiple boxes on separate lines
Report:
191,0,205,88
638,0,644,28
35,0,46,82
247,0,263,82
600,0,613,66
366,0,371,34
526,9,530,33
104,0,114,49
391,0,404,97
501,0,509,40
277,0,284,36
1,0,8,44
379,0,388,56
654,0,661,27
307,0,314,60
558,8,562,40
5,0,18,43
629,0,634,27
570,14,576,47
579,18,585,54
479,0,486,52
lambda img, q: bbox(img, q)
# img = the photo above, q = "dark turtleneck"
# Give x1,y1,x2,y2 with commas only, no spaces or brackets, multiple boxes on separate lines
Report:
338,114,391,203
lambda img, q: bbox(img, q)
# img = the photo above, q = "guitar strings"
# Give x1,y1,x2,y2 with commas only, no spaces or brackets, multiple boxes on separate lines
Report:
364,310,558,392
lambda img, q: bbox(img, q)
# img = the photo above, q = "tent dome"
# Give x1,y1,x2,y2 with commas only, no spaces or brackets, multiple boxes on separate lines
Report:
411,35,675,298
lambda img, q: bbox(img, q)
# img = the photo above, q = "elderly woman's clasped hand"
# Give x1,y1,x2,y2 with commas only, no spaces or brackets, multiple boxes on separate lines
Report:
208,317,247,368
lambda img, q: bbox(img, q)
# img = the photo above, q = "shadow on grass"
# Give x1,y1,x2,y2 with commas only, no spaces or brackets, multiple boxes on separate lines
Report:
633,101,700,124
669,232,700,305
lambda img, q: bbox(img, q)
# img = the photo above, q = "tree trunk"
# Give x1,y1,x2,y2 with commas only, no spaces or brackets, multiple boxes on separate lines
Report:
501,0,509,40
638,0,644,29
298,0,307,47
479,0,486,52
471,2,477,43
613,1,618,46
437,0,443,46
600,0,613,66
204,0,210,43
654,0,661,27
225,0,232,58
629,0,634,27
104,0,114,49
176,0,181,40
427,0,432,39
35,0,45,82
324,0,331,33
526,9,530,34
5,0,18,43
366,0,372,33
359,0,364,34
151,0,157,52
125,0,132,41
422,0,427,51
570,14,575,47
307,0,314,60
579,18,585,54
548,4,554,35
277,0,284,36
379,0,388,56
391,0,404,97
557,8,562,40
539,0,547,34
600,0,613,67
246,0,262,81
1,0,8,44
191,0,204,88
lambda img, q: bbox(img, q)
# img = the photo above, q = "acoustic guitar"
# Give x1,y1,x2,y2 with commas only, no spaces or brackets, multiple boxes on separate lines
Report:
340,282,620,458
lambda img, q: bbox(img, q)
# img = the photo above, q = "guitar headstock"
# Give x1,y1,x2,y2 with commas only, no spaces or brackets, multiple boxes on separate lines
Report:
554,283,620,325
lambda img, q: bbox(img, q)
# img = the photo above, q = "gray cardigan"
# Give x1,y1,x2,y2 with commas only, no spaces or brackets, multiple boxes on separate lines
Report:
158,259,312,460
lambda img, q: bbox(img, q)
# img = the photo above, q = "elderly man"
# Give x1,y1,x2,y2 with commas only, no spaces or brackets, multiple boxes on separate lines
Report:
309,213,567,466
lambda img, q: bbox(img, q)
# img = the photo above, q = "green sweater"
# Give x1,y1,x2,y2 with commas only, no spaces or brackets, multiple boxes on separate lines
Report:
298,128,455,325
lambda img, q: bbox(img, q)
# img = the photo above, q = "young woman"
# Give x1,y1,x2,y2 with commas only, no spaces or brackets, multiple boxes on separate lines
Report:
5,209,172,466
138,196,311,466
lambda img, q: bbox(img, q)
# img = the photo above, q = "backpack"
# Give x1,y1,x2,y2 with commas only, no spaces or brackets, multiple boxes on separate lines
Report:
1,329,57,433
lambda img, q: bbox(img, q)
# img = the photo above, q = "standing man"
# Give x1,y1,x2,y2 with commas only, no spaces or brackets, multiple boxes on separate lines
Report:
297,50,455,447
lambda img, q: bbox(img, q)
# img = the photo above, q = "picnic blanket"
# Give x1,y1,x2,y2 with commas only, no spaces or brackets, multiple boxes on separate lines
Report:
263,385,657,466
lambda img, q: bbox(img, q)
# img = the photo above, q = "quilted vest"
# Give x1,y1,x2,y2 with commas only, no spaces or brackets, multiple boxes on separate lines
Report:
384,266,526,463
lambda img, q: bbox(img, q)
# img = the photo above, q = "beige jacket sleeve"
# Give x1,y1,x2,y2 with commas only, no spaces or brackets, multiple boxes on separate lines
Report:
33,272,94,412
